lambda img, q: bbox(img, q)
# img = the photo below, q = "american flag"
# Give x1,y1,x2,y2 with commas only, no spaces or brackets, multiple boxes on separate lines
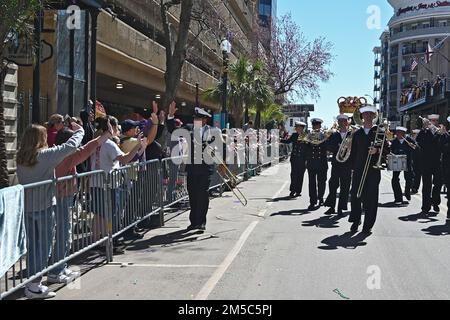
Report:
411,58,418,71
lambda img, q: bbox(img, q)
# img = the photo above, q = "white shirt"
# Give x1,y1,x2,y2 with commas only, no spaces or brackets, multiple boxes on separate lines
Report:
364,128,371,135
91,139,125,174
340,132,347,140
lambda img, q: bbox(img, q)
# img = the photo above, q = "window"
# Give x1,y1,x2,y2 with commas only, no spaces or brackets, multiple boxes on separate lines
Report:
439,20,447,27
411,23,418,30
422,22,430,29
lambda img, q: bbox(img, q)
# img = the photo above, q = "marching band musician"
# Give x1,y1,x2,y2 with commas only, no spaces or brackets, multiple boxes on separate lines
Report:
389,127,416,205
411,129,422,194
416,114,443,215
280,121,308,198
348,105,382,234
323,114,352,217
167,103,219,232
306,118,328,211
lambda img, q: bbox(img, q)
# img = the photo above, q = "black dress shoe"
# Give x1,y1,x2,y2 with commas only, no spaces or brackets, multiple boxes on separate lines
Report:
433,205,441,213
290,192,296,198
295,193,302,197
324,208,335,216
307,204,316,211
319,199,324,207
337,210,344,217
350,221,361,232
411,189,418,195
199,224,206,231
405,194,411,201
186,225,199,231
361,228,372,235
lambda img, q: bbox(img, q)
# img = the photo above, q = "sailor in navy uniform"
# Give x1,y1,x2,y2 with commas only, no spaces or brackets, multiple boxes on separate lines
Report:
410,129,422,194
324,114,352,217
306,118,328,211
416,114,443,214
167,105,217,232
348,105,382,234
389,127,416,205
280,121,308,198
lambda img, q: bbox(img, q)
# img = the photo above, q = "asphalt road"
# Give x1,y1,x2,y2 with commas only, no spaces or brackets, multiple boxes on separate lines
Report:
53,160,450,300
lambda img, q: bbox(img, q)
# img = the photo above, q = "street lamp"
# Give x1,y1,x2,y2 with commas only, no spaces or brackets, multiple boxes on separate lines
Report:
221,38,232,129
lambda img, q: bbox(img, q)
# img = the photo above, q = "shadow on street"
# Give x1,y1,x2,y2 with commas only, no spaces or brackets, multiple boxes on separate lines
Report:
399,212,439,224
422,222,450,236
318,231,371,250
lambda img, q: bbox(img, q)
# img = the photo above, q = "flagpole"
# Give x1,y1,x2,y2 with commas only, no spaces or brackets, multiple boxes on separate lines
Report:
432,34,450,64
414,55,434,76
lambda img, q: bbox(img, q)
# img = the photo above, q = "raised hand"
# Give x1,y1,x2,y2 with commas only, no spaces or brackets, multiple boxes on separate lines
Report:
152,101,159,114
150,113,159,125
169,101,178,117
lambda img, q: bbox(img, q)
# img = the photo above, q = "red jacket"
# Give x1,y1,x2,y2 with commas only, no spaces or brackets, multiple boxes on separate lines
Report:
47,128,59,147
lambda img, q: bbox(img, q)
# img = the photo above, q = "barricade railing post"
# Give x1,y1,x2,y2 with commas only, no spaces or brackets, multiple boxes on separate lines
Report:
158,160,165,227
105,172,113,263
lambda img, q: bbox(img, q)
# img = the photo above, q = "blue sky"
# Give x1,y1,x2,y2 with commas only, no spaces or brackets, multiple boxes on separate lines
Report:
277,0,393,125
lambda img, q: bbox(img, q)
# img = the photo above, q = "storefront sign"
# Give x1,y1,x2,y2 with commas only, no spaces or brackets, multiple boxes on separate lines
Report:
397,1,450,16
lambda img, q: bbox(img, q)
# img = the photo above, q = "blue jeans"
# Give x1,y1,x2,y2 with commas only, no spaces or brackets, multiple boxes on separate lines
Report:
49,197,73,276
25,207,56,277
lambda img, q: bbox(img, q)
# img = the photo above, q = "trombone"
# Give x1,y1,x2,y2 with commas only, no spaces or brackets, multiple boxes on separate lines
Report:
205,145,248,206
357,119,389,199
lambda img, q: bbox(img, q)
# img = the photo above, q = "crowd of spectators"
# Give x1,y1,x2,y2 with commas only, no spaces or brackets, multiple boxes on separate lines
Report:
400,76,446,106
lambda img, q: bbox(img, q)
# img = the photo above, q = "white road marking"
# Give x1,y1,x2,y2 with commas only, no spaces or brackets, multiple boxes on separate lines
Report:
106,263,219,268
195,179,288,300
258,181,289,217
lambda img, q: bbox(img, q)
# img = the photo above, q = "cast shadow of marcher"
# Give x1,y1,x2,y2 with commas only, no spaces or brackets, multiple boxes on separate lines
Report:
318,232,371,251
399,212,439,224
126,229,208,251
267,195,300,203
270,209,311,217
301,215,341,229
422,222,450,236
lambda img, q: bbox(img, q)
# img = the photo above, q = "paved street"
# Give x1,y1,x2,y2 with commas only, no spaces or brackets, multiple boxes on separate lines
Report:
54,160,450,300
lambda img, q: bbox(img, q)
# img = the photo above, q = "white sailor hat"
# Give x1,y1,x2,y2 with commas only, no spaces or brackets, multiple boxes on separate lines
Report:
359,105,377,114
194,107,212,119
412,129,421,134
428,114,440,120
295,121,307,127
395,126,408,133
447,116,450,123
336,114,349,121
311,118,323,124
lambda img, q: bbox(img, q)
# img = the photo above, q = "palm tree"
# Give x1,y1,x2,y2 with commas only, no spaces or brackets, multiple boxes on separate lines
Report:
0,0,42,189
250,103,286,129
203,56,274,128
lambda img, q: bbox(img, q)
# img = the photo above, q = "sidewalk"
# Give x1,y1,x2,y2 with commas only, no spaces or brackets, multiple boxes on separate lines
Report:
53,161,291,300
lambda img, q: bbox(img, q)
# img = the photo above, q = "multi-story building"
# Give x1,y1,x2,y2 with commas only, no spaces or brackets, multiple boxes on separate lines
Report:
7,0,258,182
378,0,450,128
258,0,277,29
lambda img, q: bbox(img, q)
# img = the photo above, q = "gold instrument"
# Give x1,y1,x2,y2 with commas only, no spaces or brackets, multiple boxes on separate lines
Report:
304,123,337,145
404,137,419,150
336,126,358,163
205,145,248,206
418,116,448,135
357,119,389,199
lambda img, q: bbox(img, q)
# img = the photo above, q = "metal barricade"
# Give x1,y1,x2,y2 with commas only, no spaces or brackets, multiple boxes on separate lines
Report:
0,170,110,300
108,159,162,240
161,156,189,208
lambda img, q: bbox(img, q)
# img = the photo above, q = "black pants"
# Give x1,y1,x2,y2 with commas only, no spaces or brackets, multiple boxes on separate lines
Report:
350,170,381,231
308,166,327,205
392,170,412,202
421,166,442,212
325,165,351,211
412,166,421,191
445,168,450,217
187,173,211,227
290,158,306,194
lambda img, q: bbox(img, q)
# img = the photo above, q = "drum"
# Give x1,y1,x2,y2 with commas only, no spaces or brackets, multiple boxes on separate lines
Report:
387,154,408,172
